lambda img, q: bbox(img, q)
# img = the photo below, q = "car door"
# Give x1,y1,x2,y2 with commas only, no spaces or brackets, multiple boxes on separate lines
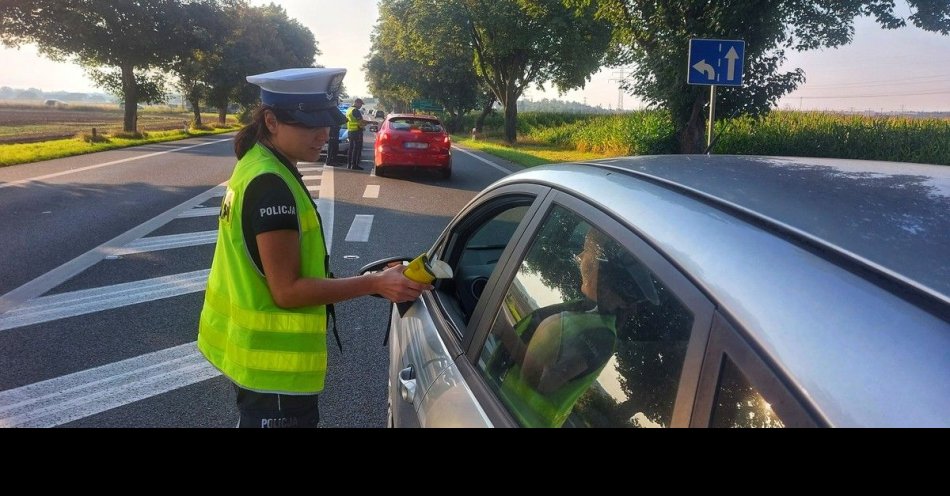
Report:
389,183,552,427
689,313,818,427
454,190,717,427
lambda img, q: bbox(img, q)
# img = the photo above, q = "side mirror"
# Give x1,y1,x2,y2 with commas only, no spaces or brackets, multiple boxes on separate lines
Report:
359,256,412,300
358,256,413,277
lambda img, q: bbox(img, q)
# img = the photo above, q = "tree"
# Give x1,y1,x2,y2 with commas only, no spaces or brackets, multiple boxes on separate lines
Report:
459,0,615,143
203,1,319,124
365,2,425,113
586,1,950,153
0,1,206,132
168,1,226,127
366,0,480,132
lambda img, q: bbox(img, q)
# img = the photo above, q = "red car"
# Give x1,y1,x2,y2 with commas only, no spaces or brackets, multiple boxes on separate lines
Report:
373,114,452,179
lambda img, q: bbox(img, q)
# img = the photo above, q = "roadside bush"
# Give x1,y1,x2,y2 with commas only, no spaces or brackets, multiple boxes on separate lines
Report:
112,130,147,139
74,130,109,144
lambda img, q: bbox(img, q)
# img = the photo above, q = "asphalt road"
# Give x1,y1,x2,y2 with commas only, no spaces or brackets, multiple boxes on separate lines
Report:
0,131,519,427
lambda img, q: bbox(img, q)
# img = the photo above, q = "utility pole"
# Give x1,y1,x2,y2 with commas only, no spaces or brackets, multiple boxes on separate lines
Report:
608,67,630,111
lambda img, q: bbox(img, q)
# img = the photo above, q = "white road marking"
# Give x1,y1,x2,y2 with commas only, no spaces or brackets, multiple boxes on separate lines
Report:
177,206,220,218
0,138,233,190
307,185,320,193
0,342,220,428
0,270,209,332
298,167,321,173
301,175,321,181
0,185,224,315
363,185,380,198
317,165,334,255
109,230,218,255
0,155,344,426
344,215,374,242
453,145,515,174
107,230,218,256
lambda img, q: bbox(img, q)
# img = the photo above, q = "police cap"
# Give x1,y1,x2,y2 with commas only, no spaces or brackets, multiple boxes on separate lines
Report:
247,67,347,128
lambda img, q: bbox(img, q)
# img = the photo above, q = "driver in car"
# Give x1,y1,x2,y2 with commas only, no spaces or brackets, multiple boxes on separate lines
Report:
489,228,659,428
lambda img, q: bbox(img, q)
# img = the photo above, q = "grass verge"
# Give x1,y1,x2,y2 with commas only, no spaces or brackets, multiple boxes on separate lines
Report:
0,125,240,167
452,135,609,168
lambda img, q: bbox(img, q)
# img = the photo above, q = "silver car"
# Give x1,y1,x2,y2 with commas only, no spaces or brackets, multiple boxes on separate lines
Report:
362,155,949,428
319,127,350,159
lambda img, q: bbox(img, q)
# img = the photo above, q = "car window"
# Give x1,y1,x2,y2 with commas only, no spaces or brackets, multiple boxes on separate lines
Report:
475,205,695,428
389,118,443,132
439,203,532,329
710,356,785,428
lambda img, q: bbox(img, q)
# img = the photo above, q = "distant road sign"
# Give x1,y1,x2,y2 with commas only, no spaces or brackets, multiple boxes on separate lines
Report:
410,99,444,112
688,39,745,86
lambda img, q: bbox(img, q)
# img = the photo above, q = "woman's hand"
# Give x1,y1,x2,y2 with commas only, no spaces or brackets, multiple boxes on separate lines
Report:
374,264,433,303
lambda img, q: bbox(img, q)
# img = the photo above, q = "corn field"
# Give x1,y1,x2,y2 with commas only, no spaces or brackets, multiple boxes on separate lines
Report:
465,110,950,166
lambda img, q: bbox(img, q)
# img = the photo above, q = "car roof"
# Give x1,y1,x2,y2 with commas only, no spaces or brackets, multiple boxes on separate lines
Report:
494,155,950,426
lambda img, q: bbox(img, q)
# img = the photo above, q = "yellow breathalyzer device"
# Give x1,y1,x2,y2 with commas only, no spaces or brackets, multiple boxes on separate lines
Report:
397,254,452,317
403,254,436,284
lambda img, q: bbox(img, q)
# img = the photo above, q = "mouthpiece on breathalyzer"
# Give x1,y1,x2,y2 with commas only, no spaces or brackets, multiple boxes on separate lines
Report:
397,254,453,316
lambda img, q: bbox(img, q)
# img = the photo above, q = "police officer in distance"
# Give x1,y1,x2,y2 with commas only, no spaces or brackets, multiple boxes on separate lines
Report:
325,123,341,166
345,97,375,170
197,67,431,428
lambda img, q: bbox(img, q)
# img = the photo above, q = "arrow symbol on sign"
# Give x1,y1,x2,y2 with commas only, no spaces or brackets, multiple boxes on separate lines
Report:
692,59,715,80
725,47,739,81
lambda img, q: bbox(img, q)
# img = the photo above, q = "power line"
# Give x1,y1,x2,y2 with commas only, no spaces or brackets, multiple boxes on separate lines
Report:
792,89,950,99
802,75,950,89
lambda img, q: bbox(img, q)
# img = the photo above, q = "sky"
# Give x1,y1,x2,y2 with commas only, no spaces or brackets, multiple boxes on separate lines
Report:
1,0,947,113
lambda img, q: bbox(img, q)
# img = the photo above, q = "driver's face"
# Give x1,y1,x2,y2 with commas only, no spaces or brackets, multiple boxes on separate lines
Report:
578,233,602,301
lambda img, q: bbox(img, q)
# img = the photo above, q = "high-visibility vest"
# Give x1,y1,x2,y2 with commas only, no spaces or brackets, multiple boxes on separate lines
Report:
345,107,361,131
198,143,330,394
498,311,616,427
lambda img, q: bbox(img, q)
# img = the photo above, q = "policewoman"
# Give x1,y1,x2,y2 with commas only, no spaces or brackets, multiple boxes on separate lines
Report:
198,68,431,428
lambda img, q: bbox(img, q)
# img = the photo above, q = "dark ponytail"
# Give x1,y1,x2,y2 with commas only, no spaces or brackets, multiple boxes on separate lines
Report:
234,106,272,159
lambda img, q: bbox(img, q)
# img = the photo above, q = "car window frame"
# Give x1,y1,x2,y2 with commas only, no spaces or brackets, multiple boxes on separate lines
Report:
461,188,717,427
690,312,820,427
420,183,553,361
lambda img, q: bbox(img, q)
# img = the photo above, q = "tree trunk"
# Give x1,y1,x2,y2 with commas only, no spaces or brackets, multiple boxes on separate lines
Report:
503,87,518,144
475,94,495,133
212,96,229,125
445,111,462,133
121,65,138,133
190,96,202,127
678,95,707,154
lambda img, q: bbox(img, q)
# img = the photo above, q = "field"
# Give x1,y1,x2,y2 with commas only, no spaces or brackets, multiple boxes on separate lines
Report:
462,110,950,166
0,102,234,144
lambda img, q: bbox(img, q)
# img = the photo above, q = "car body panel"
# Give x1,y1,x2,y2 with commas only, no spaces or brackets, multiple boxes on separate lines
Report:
487,158,950,427
417,366,493,427
590,155,950,299
387,297,456,427
389,155,949,427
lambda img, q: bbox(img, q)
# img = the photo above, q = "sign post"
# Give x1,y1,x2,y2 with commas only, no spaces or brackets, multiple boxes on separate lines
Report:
687,38,745,152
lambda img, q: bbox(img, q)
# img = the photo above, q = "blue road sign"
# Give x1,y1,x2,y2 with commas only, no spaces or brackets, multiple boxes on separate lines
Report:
688,39,745,86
